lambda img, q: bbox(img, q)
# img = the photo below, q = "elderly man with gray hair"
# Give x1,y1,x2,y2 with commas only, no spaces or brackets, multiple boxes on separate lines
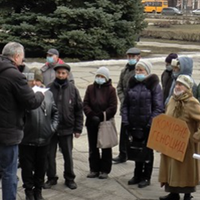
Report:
0,42,44,200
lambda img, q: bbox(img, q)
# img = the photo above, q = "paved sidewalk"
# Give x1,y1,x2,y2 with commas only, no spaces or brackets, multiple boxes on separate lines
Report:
1,45,200,200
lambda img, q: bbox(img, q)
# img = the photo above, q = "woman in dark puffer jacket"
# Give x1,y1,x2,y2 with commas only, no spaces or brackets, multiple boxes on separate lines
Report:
122,60,164,188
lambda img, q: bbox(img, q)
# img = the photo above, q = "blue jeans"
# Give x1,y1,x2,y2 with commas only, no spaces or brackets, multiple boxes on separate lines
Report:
0,144,18,200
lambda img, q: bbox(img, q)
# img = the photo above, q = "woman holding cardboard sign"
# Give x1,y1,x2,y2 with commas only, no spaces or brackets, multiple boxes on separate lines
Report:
159,75,200,200
122,59,164,188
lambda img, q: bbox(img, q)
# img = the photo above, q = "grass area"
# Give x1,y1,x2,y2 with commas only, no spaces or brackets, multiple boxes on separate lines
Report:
140,37,200,45
146,24,200,32
136,37,200,57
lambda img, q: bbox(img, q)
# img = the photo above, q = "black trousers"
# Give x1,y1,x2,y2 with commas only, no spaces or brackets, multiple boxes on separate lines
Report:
133,149,154,181
118,122,127,159
46,134,75,181
19,145,48,190
87,124,112,174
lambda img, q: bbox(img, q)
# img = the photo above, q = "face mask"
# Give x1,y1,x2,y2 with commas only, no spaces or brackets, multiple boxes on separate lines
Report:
135,74,146,82
46,56,54,63
128,59,137,66
174,89,184,96
173,72,180,78
166,65,172,71
95,77,106,85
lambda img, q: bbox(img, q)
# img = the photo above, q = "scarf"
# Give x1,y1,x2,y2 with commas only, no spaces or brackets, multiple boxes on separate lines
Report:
172,90,192,118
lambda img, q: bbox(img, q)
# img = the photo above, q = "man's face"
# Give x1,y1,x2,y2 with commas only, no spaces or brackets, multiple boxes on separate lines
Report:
55,68,69,80
127,54,140,61
46,54,58,64
13,52,24,66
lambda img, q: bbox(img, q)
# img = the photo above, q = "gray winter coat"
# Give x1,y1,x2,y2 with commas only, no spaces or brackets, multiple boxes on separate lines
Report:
117,64,136,113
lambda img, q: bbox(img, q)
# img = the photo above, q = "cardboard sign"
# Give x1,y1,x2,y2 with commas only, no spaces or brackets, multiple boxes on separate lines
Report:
147,114,190,162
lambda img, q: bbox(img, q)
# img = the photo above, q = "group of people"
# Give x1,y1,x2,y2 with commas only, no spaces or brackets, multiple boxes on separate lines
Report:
113,49,200,200
0,42,200,200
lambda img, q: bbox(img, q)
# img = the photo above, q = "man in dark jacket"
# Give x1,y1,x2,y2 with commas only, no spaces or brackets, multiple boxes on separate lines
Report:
113,47,141,164
0,42,44,200
19,68,59,200
44,63,83,190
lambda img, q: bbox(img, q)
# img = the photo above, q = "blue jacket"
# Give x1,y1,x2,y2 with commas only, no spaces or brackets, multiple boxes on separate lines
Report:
122,74,164,130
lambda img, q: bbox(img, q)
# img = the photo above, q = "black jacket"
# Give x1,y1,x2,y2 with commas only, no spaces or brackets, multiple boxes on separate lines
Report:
49,79,83,136
161,69,173,104
83,80,118,126
21,91,59,146
0,56,44,145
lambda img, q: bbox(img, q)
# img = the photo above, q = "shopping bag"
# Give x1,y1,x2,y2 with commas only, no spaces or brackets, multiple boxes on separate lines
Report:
97,112,118,149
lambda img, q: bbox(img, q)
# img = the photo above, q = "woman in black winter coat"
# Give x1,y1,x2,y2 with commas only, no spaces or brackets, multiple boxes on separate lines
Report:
83,67,117,179
122,60,164,188
19,68,59,200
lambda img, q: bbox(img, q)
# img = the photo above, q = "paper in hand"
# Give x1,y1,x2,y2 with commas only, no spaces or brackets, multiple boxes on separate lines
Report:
32,86,49,93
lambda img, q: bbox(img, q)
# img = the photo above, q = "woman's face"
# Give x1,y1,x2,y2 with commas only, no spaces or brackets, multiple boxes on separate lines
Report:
172,66,180,73
135,66,148,75
174,82,188,96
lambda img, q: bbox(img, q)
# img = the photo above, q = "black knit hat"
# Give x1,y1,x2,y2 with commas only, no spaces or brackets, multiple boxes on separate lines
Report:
165,53,178,64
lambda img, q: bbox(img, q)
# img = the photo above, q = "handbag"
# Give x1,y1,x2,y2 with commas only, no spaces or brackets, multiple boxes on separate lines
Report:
97,112,118,149
129,127,145,140
126,134,151,162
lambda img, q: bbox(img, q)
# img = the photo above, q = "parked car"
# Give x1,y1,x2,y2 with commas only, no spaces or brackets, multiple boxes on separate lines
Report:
192,9,200,15
161,7,182,15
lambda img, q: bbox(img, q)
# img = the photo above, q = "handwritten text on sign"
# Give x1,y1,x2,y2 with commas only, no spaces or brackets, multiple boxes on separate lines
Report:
147,114,190,162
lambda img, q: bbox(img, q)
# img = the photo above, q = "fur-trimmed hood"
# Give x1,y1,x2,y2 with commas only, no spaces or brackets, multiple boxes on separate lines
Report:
129,74,160,90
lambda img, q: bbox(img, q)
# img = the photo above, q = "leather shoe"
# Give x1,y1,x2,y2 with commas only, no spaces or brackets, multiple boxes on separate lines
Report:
87,171,99,178
128,177,140,185
159,193,180,200
43,177,58,189
99,172,108,179
138,179,150,188
112,156,127,164
65,180,77,190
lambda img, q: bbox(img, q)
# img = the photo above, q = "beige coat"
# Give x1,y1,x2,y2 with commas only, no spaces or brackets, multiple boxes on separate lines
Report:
159,95,200,187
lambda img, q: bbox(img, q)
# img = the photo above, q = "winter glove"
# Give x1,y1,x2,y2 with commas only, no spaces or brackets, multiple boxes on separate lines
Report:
91,116,101,127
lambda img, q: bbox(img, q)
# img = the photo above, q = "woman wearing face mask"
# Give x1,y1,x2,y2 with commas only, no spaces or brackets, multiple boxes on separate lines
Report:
161,53,178,104
83,67,117,179
159,75,200,200
164,56,197,105
122,60,164,188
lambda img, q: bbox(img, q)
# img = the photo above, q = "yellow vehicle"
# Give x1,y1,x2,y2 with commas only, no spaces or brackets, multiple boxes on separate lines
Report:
142,0,168,13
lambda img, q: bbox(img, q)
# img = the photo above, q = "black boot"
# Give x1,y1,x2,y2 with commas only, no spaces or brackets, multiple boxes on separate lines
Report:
184,193,193,200
159,193,180,200
25,189,35,200
34,188,44,200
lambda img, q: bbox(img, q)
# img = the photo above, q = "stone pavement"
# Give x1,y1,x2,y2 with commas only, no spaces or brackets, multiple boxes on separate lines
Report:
1,43,200,200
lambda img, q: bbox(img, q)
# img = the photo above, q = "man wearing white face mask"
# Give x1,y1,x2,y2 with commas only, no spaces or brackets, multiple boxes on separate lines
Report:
161,53,178,103
41,48,74,86
113,47,141,164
